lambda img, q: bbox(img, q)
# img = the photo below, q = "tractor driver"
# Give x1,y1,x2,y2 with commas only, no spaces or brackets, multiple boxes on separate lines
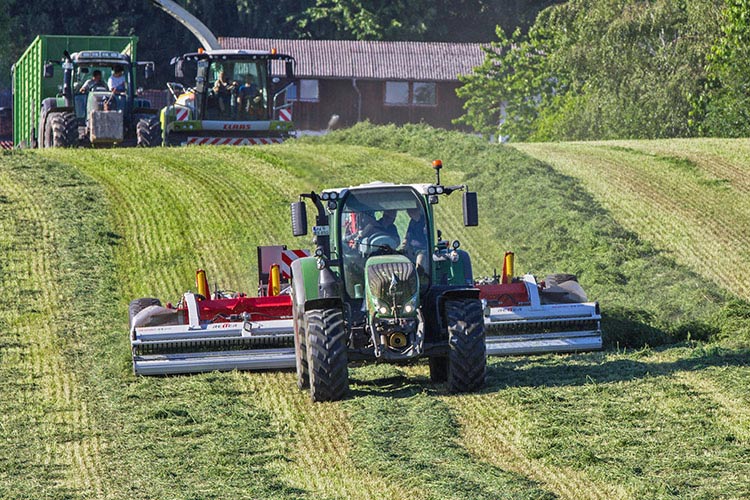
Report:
79,70,107,93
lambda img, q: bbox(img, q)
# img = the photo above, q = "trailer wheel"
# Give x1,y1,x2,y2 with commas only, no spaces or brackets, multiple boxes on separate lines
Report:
305,308,348,402
446,299,486,393
129,297,162,330
136,116,161,147
50,112,78,147
429,356,448,382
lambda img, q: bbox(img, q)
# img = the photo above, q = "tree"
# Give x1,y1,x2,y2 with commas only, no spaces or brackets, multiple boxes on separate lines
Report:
457,0,725,141
694,0,750,137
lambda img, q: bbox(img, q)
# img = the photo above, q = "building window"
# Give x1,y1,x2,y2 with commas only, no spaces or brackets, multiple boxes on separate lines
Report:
385,81,437,106
412,82,436,106
385,81,409,105
289,79,319,102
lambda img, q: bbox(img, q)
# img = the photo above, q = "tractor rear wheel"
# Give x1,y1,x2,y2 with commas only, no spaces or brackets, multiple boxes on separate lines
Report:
446,299,486,393
136,116,161,147
305,308,348,402
49,112,78,147
129,297,162,330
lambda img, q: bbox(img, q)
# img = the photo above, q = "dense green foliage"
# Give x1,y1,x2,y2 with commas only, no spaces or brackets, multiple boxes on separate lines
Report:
457,0,728,141
1,126,749,498
694,0,750,136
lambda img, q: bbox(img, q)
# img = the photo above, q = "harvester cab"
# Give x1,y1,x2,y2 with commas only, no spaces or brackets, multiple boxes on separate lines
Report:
161,49,296,146
289,160,487,401
40,50,160,147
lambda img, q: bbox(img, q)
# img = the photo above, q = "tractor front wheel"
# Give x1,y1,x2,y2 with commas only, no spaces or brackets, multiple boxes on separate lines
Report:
305,308,348,402
446,299,486,393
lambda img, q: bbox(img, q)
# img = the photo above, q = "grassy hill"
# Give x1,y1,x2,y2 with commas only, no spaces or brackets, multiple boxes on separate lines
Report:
0,125,749,499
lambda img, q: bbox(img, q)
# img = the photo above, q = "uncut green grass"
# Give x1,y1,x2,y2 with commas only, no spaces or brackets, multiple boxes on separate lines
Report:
0,126,748,499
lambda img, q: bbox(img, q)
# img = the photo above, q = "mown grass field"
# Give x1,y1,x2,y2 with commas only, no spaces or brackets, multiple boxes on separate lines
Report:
1,125,749,499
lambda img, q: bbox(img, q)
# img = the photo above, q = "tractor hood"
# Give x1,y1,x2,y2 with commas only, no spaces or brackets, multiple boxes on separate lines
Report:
365,255,419,318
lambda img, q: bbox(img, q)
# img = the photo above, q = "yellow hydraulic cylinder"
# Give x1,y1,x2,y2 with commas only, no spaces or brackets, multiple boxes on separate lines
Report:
196,269,210,299
269,263,281,296
501,252,514,284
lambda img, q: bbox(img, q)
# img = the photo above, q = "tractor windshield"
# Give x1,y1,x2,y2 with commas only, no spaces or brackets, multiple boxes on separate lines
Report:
206,59,269,120
339,187,430,298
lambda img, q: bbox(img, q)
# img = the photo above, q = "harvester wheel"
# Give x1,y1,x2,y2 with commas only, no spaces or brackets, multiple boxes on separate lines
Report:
305,308,348,402
136,116,161,147
129,297,162,330
429,356,448,382
446,299,486,393
49,112,78,148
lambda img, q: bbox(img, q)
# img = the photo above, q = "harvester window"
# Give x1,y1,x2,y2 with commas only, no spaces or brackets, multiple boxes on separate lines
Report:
206,60,268,120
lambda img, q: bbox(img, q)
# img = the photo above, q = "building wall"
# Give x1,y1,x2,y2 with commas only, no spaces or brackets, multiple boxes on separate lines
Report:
292,79,467,131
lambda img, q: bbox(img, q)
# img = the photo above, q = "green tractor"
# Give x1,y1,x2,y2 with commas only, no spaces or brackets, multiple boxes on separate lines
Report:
290,160,486,402
39,50,159,147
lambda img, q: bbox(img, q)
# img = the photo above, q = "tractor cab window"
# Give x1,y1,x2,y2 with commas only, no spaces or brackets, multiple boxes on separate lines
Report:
205,60,268,120
339,188,430,298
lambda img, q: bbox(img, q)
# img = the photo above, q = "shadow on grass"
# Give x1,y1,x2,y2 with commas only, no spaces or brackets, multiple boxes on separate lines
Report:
345,344,749,400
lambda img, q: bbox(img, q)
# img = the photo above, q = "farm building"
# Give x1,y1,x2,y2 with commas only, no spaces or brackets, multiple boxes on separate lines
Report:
220,37,486,131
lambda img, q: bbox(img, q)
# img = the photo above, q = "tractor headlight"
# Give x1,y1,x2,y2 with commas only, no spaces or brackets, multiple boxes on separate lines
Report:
401,294,418,316
321,192,330,200
378,305,389,315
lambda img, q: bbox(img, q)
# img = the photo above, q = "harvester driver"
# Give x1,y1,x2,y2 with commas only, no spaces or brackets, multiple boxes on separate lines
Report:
213,71,237,116
238,74,262,118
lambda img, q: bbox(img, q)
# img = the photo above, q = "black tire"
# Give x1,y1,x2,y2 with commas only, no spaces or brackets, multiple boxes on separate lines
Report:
446,299,486,393
129,297,162,330
305,308,349,402
50,112,78,147
429,356,448,383
136,116,161,147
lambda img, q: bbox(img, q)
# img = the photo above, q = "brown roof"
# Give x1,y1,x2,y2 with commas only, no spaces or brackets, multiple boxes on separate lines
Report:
219,38,486,82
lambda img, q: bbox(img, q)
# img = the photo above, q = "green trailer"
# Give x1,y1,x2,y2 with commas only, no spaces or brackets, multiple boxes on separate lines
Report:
12,35,159,148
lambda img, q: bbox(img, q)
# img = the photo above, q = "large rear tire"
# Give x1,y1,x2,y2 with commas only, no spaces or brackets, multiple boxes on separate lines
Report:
128,297,162,329
136,116,161,147
49,112,78,147
294,304,309,389
305,308,348,402
446,299,486,393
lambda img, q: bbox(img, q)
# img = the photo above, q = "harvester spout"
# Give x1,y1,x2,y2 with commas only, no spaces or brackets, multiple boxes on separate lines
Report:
149,0,222,50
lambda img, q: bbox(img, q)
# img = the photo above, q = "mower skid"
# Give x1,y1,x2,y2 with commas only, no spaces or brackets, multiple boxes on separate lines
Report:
485,329,602,356
133,347,296,375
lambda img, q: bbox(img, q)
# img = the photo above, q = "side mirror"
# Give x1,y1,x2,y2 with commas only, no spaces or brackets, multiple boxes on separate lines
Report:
43,63,54,78
463,191,478,226
175,59,184,78
285,60,295,79
144,64,154,81
291,201,308,236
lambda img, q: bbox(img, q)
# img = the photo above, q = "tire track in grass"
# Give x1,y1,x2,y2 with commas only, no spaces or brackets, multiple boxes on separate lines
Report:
445,392,626,500
0,156,104,498
339,365,555,500
236,370,426,500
